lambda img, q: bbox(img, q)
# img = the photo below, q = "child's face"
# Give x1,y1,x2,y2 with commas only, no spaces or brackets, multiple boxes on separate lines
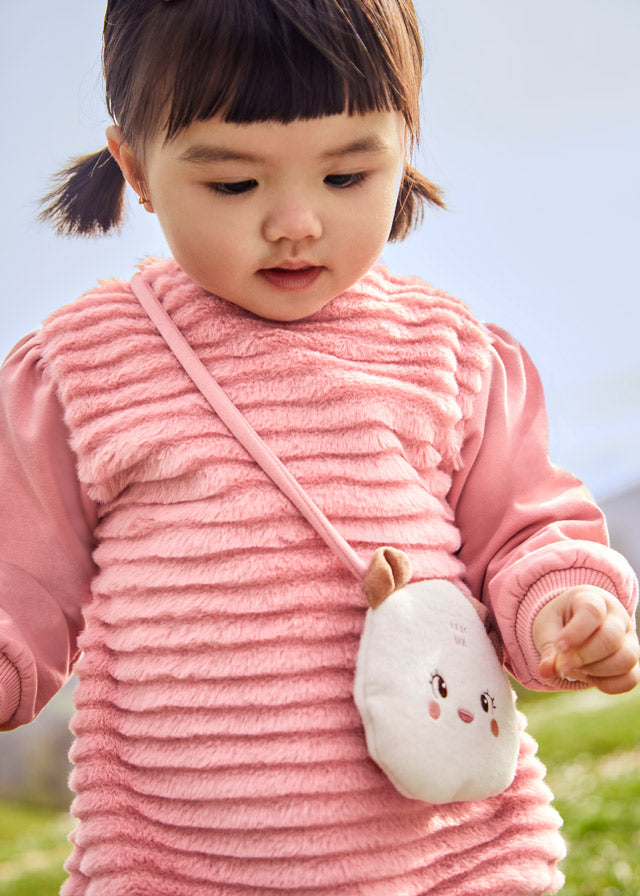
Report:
139,111,406,320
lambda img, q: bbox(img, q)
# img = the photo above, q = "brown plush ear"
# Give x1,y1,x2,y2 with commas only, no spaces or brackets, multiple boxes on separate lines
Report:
363,547,412,609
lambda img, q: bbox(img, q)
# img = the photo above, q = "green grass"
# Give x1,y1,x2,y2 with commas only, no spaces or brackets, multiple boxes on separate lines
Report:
1,686,639,895
522,685,640,896
0,803,71,895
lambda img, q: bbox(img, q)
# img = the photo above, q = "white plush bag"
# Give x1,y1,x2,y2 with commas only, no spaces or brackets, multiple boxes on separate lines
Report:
355,562,519,802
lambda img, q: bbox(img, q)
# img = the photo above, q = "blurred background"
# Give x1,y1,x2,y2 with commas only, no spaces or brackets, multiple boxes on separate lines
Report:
1,1,638,894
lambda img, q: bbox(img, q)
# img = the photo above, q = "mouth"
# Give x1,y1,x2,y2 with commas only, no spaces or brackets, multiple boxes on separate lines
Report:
258,264,325,291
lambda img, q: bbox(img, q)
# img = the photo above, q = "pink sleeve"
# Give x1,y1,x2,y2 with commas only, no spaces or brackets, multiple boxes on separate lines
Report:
0,335,97,729
449,325,638,689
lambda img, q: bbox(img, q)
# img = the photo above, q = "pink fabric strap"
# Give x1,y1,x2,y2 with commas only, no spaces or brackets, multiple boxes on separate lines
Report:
131,274,368,583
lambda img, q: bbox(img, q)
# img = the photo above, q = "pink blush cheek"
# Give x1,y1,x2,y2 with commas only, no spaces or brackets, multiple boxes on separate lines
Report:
491,719,499,738
429,701,441,720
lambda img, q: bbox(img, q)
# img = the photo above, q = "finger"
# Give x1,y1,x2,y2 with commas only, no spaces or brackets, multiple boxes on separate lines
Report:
532,599,572,666
537,646,559,680
556,613,630,673
586,662,640,695
570,633,640,679
554,591,608,651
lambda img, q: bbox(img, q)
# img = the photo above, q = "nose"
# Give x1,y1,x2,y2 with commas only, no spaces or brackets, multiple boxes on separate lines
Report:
262,198,323,243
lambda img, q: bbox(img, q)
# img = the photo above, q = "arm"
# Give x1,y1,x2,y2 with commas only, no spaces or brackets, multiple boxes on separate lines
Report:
0,335,97,729
448,325,638,690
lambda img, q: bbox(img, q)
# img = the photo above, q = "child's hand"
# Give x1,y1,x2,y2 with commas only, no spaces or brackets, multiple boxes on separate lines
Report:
532,586,640,694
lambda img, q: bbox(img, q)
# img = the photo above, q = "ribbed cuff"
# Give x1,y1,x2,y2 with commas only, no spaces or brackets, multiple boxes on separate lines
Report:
0,654,21,724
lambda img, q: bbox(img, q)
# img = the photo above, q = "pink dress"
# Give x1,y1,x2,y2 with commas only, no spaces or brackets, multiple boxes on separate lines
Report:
0,259,637,894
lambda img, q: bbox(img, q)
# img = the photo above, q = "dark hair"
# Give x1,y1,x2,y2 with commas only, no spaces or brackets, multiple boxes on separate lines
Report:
40,0,444,238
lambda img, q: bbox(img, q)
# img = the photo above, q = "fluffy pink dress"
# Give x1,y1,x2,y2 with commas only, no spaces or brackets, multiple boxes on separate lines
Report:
1,259,635,893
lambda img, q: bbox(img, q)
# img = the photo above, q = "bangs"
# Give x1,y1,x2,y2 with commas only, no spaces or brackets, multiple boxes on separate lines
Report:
106,0,422,144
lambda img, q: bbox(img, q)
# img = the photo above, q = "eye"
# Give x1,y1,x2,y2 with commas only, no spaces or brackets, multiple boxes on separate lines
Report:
324,172,366,189
480,691,495,713
430,672,448,700
208,179,258,196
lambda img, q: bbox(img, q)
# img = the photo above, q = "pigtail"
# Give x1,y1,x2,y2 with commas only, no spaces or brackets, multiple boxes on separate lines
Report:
39,147,126,237
389,164,445,242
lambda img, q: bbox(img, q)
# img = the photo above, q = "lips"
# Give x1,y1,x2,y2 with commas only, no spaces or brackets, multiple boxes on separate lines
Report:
259,264,324,291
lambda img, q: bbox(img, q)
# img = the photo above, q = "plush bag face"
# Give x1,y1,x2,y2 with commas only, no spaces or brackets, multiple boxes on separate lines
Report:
354,580,519,803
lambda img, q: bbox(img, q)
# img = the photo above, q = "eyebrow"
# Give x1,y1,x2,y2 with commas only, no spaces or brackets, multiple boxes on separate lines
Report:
178,146,264,165
177,133,391,166
322,134,391,159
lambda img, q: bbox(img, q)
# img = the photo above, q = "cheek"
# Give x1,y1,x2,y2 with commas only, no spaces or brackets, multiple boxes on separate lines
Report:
491,719,500,738
429,701,441,720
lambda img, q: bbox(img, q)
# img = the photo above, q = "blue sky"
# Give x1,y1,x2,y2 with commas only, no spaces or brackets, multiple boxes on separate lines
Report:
1,0,639,500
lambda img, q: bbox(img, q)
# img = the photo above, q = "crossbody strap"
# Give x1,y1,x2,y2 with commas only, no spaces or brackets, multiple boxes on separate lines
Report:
131,273,368,583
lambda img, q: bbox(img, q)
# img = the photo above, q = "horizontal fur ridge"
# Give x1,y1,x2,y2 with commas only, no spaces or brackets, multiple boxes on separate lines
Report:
36,260,564,894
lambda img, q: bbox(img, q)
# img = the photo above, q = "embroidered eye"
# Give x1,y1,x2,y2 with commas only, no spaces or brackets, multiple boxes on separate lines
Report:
480,691,495,714
430,672,448,700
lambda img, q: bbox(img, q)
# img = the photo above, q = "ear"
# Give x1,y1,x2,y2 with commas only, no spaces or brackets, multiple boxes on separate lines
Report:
363,547,412,609
105,125,154,212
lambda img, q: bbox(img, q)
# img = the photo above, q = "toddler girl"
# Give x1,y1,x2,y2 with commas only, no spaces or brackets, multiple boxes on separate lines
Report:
1,1,638,894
